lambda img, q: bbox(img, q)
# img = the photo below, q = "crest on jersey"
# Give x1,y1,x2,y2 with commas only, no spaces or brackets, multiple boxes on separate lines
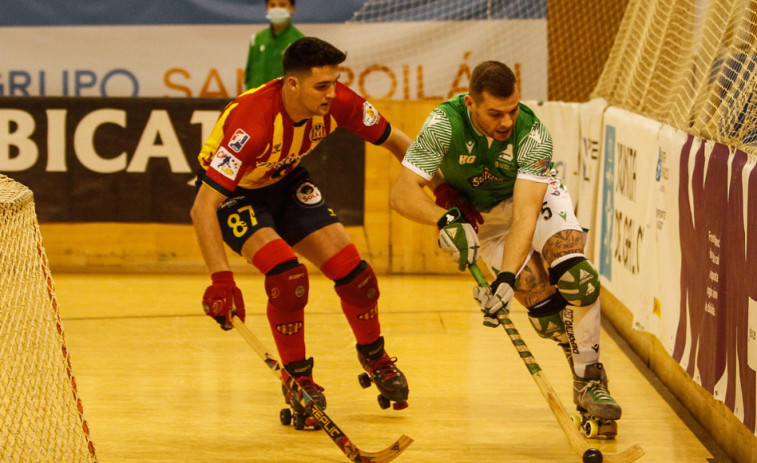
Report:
362,101,379,126
228,128,250,152
210,147,242,180
533,159,550,173
498,144,514,162
294,181,323,207
310,122,326,142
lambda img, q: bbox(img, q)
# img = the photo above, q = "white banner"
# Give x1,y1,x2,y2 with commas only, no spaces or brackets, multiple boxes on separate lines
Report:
576,98,607,262
0,21,547,100
524,100,581,198
653,124,688,351
595,107,660,324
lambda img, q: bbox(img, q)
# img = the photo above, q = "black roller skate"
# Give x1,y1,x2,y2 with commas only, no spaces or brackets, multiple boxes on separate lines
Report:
279,357,327,430
572,362,622,438
356,336,409,410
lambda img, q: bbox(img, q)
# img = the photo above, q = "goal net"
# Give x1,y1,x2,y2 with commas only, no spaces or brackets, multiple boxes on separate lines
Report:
343,0,549,101
592,0,757,155
0,175,97,462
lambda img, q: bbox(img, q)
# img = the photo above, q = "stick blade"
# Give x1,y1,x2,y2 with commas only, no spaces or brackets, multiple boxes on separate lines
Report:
356,435,413,463
603,443,645,463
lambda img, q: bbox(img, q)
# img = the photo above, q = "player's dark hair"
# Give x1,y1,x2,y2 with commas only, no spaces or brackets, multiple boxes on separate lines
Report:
283,37,347,76
469,61,517,101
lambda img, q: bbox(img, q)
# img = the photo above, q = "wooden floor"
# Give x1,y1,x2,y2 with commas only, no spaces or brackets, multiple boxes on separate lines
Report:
56,273,733,463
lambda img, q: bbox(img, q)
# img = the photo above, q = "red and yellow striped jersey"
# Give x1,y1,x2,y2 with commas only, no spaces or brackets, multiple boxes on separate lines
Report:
198,79,390,196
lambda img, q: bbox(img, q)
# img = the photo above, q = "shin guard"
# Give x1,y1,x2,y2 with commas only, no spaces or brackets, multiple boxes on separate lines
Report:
264,260,309,365
321,245,381,345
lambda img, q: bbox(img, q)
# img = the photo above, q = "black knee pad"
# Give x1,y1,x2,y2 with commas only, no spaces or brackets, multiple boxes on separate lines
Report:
334,260,380,308
265,260,309,312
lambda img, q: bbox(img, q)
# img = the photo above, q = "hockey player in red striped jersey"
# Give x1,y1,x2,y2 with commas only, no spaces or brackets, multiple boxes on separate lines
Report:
192,37,411,418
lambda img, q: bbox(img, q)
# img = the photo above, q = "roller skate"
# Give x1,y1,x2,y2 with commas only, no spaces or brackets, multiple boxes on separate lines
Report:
572,363,622,438
356,336,409,410
279,357,327,430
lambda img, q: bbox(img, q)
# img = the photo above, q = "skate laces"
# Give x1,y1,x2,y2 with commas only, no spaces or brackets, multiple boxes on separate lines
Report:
579,379,613,402
366,354,400,380
295,376,325,393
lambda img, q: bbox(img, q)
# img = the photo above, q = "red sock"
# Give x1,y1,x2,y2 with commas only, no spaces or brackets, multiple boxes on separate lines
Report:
253,240,306,364
267,301,305,364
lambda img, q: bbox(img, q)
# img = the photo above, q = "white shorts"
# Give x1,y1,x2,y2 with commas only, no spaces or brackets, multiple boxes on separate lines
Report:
477,177,582,274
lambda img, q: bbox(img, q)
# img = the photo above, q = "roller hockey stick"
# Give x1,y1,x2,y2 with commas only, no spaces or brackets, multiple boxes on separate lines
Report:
231,316,413,463
469,263,644,463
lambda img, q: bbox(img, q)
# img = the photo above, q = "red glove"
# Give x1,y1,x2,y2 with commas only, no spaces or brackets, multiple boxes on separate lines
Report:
433,183,484,232
202,271,245,331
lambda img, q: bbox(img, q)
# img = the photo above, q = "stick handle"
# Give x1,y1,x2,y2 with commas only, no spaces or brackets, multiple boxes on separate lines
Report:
469,262,489,287
467,263,591,456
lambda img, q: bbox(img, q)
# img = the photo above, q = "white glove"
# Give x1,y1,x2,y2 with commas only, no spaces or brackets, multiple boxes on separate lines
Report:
438,221,479,272
473,272,516,327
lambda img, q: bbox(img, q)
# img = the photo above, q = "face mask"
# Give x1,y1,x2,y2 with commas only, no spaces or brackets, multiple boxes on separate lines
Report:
266,7,291,26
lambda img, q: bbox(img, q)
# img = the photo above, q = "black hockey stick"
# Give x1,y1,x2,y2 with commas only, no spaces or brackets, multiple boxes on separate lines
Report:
469,263,644,463
231,316,413,463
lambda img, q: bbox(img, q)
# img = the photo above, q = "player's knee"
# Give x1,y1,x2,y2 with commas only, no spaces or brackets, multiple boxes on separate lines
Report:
527,292,567,341
548,255,600,307
333,260,380,309
264,260,309,312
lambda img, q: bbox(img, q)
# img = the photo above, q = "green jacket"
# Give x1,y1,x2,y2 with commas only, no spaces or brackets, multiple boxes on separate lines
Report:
244,23,304,90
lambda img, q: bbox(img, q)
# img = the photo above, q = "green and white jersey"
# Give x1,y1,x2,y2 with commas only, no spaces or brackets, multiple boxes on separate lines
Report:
402,94,553,212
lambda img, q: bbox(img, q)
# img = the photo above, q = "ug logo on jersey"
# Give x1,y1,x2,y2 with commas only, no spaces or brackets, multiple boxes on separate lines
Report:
210,147,241,180
362,101,379,126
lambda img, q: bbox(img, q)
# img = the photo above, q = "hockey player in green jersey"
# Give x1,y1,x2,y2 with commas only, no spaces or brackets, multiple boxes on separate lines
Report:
390,60,621,437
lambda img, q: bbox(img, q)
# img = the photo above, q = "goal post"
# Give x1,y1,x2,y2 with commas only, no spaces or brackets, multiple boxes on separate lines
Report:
0,174,97,462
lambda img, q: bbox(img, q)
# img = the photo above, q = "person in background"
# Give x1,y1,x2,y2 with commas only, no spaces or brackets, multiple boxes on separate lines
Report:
244,0,304,90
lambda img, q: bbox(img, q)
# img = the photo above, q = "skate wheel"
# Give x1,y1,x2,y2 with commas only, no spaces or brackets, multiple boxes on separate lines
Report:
279,408,292,426
358,372,372,389
571,415,582,430
392,400,409,410
377,395,391,410
583,419,599,438
293,413,306,430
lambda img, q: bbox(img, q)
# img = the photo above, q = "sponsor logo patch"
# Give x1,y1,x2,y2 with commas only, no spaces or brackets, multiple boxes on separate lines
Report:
228,129,250,152
468,166,509,188
362,101,379,126
276,322,303,336
294,182,323,207
357,305,378,320
210,147,242,180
